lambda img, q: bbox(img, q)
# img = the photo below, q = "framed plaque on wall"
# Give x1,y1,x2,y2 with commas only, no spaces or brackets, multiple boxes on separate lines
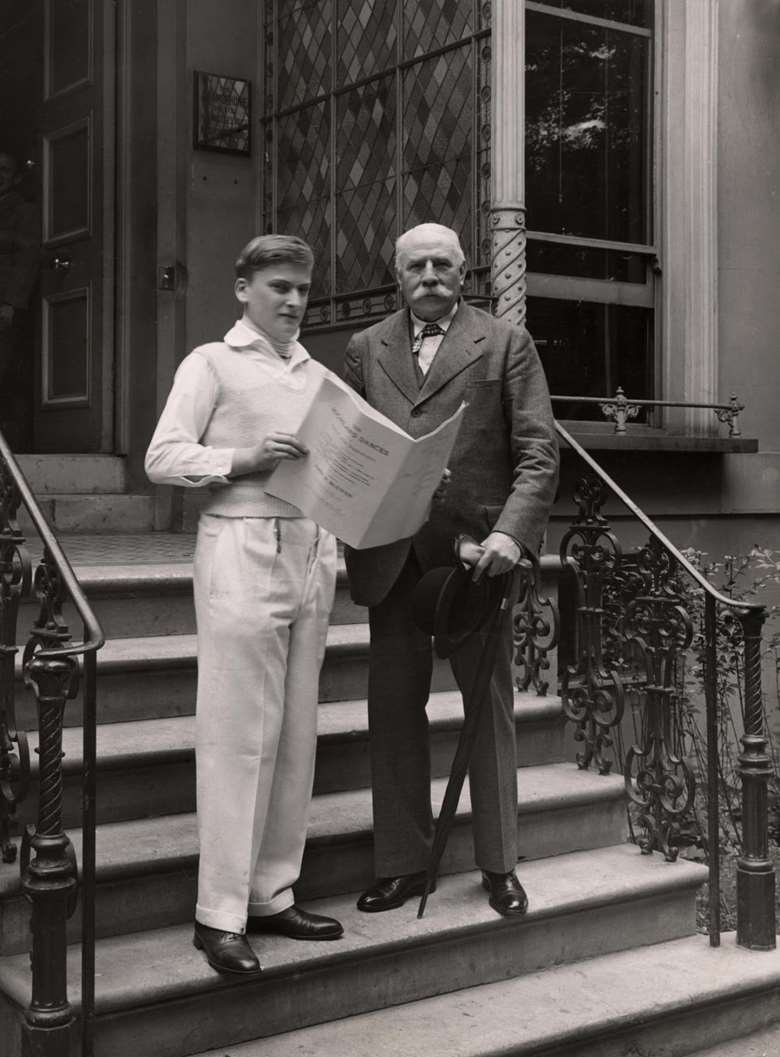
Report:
193,71,251,155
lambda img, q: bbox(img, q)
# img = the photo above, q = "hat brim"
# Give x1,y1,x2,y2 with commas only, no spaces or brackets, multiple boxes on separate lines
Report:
412,564,508,658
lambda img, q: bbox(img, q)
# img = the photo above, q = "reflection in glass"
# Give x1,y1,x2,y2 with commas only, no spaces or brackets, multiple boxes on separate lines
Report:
526,9,650,243
528,297,653,420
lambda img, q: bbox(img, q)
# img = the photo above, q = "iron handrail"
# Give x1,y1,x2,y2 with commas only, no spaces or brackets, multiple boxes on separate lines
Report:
555,422,760,616
0,432,104,656
0,430,104,1057
555,420,771,949
552,390,744,436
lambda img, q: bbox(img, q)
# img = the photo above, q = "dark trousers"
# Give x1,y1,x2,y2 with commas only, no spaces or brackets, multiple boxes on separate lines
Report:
367,553,518,876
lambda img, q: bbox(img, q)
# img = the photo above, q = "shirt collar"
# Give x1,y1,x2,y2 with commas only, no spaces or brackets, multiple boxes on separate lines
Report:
410,299,460,337
224,318,310,367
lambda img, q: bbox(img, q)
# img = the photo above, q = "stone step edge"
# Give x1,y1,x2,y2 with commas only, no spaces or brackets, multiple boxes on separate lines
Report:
0,845,708,1016
13,625,368,677
189,932,780,1057
18,553,564,597
0,762,623,895
22,691,563,775
19,559,350,596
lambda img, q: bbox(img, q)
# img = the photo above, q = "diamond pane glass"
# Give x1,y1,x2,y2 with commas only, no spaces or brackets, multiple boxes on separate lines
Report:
337,0,397,87
402,0,473,60
475,37,491,269
402,46,474,259
277,102,331,296
277,0,333,109
336,76,397,291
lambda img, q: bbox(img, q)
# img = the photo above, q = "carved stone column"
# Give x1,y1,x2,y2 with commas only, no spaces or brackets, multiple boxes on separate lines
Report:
490,0,526,326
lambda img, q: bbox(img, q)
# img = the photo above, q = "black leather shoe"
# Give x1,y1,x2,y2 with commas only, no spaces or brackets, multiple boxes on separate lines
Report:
193,922,262,975
481,870,529,917
357,871,433,913
247,905,343,940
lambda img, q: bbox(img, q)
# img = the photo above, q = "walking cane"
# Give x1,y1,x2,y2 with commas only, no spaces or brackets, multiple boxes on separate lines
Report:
417,563,521,919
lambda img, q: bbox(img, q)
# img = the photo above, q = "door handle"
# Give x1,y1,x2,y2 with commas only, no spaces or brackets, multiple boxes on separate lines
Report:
51,254,73,274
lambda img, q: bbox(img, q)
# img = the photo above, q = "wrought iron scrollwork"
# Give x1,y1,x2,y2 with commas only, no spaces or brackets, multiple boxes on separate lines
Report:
559,474,625,774
622,538,696,860
0,459,32,862
513,554,559,695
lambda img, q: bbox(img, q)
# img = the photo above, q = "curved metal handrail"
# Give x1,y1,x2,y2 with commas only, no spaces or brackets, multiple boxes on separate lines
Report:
0,430,105,1057
0,431,104,657
555,418,773,951
555,420,763,618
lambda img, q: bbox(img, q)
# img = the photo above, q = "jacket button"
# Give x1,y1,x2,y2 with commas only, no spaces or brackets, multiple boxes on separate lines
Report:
411,407,422,417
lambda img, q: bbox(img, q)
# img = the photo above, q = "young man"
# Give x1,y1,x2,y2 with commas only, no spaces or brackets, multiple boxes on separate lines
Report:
343,223,559,918
146,235,343,976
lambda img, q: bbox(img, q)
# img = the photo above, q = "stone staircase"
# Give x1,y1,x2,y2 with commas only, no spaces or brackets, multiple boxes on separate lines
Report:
0,531,778,1057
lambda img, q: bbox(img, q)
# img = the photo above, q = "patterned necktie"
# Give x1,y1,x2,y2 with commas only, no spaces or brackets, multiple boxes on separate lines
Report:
411,321,444,358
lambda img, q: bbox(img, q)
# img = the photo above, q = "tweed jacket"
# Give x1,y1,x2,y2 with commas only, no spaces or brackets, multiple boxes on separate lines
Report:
343,301,559,607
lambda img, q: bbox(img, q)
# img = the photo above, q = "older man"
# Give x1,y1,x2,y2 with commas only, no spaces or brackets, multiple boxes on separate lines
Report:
343,223,559,917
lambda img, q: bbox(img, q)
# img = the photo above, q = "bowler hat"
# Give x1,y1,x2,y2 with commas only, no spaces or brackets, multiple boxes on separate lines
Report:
411,563,511,659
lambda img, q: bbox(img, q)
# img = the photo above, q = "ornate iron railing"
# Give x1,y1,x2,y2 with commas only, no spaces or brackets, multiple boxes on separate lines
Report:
0,431,104,1057
551,389,744,436
518,421,774,950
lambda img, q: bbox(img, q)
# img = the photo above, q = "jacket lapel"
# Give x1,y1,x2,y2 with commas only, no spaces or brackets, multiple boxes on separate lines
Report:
376,311,419,405
416,303,486,405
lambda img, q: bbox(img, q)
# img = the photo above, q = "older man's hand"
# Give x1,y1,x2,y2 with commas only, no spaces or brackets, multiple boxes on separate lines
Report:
471,531,522,582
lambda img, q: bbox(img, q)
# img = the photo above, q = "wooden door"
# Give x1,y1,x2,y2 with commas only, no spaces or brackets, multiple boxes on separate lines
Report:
34,0,113,452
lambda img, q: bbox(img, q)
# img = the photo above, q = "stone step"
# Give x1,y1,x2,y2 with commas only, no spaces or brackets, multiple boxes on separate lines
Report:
18,494,155,534
13,455,127,494
16,692,566,827
0,762,627,953
15,559,363,641
0,846,708,1057
187,932,780,1057
14,624,455,727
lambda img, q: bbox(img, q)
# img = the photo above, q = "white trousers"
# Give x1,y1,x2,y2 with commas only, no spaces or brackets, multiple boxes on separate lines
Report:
192,514,336,933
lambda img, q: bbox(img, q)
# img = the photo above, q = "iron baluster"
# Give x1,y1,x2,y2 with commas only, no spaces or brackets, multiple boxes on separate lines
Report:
736,605,775,950
512,554,559,696
21,652,79,1055
0,462,32,864
559,474,624,774
704,594,721,946
623,539,696,861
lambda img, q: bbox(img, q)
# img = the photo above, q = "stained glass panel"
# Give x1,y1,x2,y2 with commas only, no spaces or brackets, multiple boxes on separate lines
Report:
402,0,473,60
337,0,396,87
277,102,332,296
336,77,397,291
402,46,473,258
277,0,333,110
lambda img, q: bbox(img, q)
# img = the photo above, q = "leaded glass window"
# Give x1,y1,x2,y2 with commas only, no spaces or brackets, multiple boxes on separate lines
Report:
262,0,492,329
525,1,656,418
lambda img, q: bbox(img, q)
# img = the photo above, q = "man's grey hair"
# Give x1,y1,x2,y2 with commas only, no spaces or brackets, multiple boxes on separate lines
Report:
395,223,466,269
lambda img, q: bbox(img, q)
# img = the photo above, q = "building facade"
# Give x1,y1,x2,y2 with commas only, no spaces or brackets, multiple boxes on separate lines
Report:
1,0,778,559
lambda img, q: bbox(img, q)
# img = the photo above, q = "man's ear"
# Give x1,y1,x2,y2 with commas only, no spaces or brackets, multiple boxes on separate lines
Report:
234,277,248,303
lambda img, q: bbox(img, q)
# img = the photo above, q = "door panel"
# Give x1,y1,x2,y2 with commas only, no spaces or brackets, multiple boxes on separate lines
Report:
34,0,111,452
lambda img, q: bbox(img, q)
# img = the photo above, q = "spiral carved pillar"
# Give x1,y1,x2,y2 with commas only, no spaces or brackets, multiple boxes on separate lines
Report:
736,607,776,950
490,0,527,327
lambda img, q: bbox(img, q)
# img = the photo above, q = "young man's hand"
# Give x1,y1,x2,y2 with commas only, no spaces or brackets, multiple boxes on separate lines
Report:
231,432,308,476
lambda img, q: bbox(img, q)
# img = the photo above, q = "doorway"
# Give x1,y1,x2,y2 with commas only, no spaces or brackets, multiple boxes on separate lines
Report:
0,0,115,453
